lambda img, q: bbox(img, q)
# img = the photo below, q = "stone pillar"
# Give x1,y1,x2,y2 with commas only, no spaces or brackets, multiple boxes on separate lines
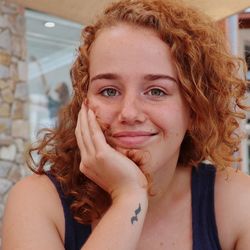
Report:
0,0,29,240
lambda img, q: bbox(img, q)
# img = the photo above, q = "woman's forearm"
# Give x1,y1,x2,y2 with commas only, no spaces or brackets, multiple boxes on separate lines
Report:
81,190,148,250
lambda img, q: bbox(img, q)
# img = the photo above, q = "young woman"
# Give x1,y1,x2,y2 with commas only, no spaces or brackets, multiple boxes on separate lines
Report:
3,0,250,249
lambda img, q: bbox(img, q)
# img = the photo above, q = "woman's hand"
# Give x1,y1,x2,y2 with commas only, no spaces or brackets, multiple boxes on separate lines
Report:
75,103,148,200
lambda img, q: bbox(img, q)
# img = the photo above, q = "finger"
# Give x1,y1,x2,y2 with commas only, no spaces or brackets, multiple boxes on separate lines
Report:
79,103,95,154
75,111,87,158
87,108,108,151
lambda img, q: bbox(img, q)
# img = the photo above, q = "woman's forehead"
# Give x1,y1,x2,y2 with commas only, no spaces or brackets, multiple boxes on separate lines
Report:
88,24,176,76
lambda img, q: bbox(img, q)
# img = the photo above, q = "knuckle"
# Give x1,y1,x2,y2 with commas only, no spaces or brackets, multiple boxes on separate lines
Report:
95,151,106,161
75,127,79,137
79,162,89,173
79,162,84,171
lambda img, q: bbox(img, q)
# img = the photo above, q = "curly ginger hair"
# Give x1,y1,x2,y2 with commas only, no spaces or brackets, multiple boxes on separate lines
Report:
28,0,248,224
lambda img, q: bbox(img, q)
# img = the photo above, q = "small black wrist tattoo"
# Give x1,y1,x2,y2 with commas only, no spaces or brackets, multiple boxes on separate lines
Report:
131,203,141,225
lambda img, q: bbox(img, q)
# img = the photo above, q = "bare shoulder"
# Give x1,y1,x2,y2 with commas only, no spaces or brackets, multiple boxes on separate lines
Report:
215,167,250,249
2,174,65,250
7,173,56,197
4,174,63,219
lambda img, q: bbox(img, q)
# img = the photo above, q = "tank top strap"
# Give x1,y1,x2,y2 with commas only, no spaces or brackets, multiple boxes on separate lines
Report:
46,172,91,250
191,162,221,250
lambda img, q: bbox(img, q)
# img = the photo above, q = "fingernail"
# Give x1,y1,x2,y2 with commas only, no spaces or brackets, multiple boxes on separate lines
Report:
84,98,89,106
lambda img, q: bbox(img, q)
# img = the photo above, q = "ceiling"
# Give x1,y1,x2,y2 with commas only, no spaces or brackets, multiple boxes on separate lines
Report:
19,0,250,81
7,0,250,23
26,10,82,79
26,10,81,60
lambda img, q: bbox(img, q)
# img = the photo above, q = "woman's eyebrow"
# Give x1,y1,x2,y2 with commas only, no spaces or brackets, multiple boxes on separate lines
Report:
90,73,120,83
90,73,178,83
144,74,178,83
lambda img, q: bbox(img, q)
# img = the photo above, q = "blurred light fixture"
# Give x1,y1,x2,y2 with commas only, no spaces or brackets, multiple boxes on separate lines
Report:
44,21,55,28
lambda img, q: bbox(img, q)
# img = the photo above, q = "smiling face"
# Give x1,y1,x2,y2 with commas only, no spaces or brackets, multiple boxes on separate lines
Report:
87,23,190,175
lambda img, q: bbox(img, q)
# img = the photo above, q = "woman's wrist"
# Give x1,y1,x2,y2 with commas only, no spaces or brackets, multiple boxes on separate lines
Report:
111,185,148,206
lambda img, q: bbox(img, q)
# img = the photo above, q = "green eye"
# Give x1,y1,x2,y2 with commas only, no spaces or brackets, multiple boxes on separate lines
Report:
101,88,119,96
148,88,166,96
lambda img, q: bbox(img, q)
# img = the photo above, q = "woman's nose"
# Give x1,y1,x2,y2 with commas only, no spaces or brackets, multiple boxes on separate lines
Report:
118,95,146,125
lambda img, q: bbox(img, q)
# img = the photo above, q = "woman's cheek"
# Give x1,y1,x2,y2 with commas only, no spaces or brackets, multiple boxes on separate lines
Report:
87,99,114,127
87,97,101,115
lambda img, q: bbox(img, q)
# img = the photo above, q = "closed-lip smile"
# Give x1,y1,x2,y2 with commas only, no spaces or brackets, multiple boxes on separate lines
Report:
111,131,158,147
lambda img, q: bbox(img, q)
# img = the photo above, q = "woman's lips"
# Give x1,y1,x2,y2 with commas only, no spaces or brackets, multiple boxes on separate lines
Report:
110,131,157,148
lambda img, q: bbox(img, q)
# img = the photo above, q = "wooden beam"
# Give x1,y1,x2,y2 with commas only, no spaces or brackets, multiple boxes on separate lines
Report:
239,13,250,28
6,0,250,24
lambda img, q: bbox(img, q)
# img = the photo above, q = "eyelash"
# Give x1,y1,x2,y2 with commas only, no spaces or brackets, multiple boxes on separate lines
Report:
100,88,120,97
99,87,167,97
145,88,167,96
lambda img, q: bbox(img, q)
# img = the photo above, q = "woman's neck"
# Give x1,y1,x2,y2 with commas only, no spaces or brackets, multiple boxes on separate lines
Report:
147,164,192,214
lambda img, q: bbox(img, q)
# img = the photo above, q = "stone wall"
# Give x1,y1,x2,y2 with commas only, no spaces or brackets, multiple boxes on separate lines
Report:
0,0,29,242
